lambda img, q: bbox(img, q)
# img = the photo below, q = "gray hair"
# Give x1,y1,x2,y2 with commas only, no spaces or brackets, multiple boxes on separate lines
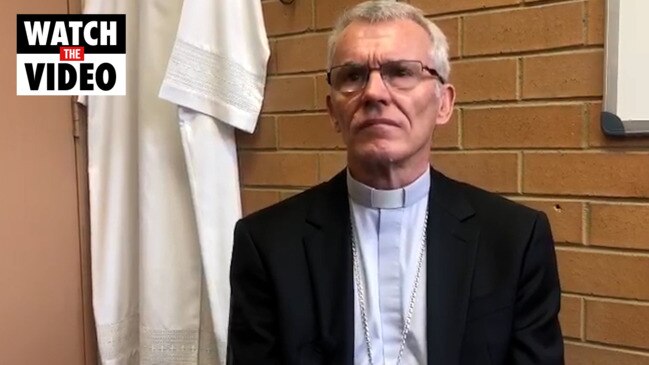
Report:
326,0,451,82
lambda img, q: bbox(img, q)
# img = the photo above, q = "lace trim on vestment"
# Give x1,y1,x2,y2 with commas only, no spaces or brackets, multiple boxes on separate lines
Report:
163,38,265,114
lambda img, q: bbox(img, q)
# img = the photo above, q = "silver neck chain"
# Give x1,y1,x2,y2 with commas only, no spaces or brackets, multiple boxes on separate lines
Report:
350,210,428,365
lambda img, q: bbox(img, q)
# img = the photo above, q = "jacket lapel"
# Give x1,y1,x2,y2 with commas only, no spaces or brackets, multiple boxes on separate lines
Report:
426,169,480,364
302,171,354,364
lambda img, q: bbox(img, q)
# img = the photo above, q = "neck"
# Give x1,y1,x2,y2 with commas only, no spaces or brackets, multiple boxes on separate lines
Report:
347,156,430,190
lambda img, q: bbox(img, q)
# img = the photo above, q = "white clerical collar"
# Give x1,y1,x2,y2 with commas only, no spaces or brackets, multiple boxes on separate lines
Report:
346,167,430,209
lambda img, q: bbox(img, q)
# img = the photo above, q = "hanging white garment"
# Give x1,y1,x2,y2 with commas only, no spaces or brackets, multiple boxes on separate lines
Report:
159,1,270,363
84,0,223,363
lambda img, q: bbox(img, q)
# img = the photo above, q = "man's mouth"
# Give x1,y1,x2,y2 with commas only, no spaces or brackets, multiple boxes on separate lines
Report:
358,118,400,130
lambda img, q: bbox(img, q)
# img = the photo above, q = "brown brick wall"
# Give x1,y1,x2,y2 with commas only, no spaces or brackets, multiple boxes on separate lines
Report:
239,0,649,361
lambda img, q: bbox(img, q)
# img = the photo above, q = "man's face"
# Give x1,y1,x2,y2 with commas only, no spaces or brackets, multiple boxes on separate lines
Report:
326,19,455,168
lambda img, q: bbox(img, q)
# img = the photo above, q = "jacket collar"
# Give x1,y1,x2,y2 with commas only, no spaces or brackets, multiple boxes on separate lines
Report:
425,168,479,364
303,171,354,363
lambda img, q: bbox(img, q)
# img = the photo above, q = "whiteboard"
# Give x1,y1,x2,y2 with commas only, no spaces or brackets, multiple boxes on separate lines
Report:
602,0,649,136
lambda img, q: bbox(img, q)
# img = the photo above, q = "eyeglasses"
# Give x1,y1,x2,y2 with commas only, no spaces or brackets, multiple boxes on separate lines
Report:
326,60,445,93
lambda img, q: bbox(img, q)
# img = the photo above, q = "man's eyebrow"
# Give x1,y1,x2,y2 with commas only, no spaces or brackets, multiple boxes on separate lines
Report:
336,60,364,66
333,57,405,66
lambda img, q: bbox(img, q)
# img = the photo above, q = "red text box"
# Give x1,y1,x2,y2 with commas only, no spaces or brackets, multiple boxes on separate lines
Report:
60,46,85,61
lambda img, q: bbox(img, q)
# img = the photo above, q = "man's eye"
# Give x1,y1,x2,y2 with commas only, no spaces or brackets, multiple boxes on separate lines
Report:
390,67,414,77
345,73,359,81
344,70,364,81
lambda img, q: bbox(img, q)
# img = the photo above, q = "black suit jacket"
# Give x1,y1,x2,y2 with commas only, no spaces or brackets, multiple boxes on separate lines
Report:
228,168,563,364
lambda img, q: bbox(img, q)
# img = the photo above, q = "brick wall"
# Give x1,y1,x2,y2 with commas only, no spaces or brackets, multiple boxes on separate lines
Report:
238,0,649,362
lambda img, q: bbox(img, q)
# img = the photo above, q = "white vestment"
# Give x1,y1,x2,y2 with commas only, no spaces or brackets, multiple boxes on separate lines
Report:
160,0,270,362
84,0,268,364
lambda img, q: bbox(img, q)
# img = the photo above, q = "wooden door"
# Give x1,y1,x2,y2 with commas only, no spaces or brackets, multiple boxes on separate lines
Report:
0,0,94,364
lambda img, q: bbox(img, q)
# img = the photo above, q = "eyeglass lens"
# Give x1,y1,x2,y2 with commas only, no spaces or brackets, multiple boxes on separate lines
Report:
330,61,427,92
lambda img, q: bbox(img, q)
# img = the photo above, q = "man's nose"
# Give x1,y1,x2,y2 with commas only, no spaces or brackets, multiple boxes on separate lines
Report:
362,69,390,104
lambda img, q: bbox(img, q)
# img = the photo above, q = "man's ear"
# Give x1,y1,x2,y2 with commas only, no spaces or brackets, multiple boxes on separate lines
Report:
435,83,456,126
326,94,341,132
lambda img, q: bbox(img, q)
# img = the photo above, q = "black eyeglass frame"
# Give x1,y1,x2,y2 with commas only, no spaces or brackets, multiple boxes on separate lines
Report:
326,60,446,92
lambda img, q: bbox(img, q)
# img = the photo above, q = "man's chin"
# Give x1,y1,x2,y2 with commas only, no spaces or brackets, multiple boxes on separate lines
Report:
353,146,404,166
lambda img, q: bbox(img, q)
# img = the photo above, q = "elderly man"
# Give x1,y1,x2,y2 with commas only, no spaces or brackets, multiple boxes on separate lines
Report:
227,1,563,364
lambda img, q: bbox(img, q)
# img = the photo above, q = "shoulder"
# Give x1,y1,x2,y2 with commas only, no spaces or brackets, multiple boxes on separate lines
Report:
460,180,538,221
434,170,546,239
241,186,317,227
236,173,341,238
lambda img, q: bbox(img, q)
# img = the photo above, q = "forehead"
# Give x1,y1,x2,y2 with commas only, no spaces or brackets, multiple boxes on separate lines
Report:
332,19,432,64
